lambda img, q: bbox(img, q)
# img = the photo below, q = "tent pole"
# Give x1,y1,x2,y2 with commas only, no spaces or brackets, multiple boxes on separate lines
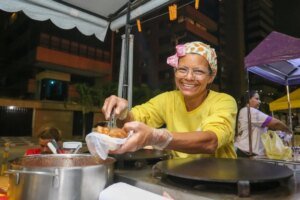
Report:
118,0,132,109
123,1,132,101
127,34,134,109
246,71,253,155
286,84,294,146
118,36,126,98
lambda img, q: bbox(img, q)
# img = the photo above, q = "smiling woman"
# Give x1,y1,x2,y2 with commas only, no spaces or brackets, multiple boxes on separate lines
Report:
101,41,238,159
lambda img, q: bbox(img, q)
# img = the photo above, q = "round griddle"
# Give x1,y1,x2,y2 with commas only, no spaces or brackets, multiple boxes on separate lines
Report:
111,149,170,169
154,157,293,183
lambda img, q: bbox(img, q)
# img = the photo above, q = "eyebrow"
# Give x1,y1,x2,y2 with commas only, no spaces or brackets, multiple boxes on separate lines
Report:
178,66,209,70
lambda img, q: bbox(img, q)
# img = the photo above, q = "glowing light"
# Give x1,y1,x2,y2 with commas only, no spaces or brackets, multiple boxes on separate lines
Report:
168,4,177,21
8,106,15,110
136,19,142,32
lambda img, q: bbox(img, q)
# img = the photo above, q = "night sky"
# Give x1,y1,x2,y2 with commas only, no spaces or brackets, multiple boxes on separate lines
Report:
273,0,300,38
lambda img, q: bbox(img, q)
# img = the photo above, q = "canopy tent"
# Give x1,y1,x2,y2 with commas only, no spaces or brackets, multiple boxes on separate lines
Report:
245,31,300,148
269,88,300,112
0,0,173,41
245,31,300,86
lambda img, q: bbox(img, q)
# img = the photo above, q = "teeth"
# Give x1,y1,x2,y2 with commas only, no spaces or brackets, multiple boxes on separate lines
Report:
182,83,194,88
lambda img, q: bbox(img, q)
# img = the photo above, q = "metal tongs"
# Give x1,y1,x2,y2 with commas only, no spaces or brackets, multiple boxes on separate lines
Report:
107,108,117,129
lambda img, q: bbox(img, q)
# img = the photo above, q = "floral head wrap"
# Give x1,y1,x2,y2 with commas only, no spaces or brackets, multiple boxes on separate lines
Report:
167,41,217,75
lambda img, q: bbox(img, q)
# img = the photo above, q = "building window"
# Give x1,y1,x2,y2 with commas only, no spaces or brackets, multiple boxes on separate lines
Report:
40,79,68,101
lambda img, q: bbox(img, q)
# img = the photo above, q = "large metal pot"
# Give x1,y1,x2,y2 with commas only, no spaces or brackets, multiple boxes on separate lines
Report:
7,154,115,200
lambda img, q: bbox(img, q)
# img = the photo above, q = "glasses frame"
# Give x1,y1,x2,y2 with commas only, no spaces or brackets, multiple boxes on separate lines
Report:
174,66,212,80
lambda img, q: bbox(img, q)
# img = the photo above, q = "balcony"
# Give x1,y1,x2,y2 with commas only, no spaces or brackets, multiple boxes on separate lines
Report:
175,20,218,46
179,5,218,32
33,33,112,77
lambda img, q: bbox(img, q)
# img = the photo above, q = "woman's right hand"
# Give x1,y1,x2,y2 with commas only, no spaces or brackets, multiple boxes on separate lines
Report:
102,95,129,120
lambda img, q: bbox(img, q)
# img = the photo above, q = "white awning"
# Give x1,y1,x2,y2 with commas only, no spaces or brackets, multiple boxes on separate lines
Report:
0,0,111,41
110,0,171,31
0,0,173,41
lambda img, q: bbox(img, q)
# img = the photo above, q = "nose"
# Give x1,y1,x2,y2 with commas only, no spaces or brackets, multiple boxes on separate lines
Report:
185,70,195,80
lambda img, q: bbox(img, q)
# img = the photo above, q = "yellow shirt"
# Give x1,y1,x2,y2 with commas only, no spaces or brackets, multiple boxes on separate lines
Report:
131,90,237,159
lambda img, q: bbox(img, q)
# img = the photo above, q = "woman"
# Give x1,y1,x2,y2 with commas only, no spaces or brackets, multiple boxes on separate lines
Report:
102,41,237,159
235,90,292,157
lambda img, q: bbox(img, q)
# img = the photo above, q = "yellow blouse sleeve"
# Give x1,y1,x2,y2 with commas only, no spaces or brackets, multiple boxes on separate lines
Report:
201,95,237,149
131,93,167,128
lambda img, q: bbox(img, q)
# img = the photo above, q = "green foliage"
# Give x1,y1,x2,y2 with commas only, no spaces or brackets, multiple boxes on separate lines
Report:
74,82,118,109
132,84,161,106
75,83,94,114
95,82,118,106
75,82,163,109
74,82,118,138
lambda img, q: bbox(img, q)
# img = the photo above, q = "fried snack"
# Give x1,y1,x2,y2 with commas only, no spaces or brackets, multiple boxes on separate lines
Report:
108,128,128,138
96,126,109,134
96,126,127,138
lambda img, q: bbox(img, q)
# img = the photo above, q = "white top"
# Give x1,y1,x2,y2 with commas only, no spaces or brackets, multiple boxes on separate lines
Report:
235,107,271,155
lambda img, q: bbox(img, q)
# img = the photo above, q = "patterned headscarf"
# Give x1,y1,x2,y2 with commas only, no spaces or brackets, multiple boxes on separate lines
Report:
167,41,217,75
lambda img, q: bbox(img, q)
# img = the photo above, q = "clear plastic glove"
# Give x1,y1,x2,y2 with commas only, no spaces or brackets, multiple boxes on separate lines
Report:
112,121,173,154
151,128,173,150
102,95,129,120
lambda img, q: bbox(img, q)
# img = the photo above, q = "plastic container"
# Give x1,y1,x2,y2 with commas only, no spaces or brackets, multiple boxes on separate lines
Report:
63,142,83,154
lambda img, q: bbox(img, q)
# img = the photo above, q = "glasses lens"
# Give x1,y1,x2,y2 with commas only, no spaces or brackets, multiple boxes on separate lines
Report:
175,69,186,78
175,68,208,80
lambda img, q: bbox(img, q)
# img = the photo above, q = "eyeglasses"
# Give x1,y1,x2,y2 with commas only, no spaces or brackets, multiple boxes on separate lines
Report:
175,67,210,80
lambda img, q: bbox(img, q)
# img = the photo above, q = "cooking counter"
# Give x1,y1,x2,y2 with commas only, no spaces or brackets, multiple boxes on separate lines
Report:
114,165,300,200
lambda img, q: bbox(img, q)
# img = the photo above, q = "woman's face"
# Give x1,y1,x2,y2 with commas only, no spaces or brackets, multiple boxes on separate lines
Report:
175,54,214,99
249,92,261,109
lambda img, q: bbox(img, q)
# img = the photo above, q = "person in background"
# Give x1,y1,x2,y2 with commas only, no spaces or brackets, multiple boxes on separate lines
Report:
102,41,238,159
235,90,292,157
25,127,63,155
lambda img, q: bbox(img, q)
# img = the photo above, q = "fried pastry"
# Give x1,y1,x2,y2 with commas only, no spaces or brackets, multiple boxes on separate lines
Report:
96,126,127,138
